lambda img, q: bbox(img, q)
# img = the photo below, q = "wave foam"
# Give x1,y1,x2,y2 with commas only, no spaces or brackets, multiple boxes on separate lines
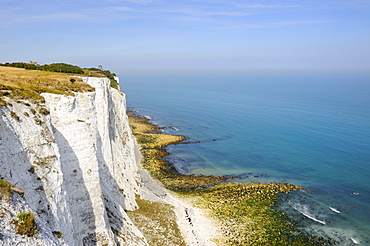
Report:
291,203,326,225
351,237,360,244
329,207,341,213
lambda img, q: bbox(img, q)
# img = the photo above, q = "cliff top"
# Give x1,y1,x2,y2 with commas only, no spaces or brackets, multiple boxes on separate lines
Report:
0,62,119,106
0,66,95,105
0,62,119,89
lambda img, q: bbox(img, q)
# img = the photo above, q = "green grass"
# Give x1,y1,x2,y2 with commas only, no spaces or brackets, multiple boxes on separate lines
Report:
52,231,63,238
13,212,37,237
0,66,94,103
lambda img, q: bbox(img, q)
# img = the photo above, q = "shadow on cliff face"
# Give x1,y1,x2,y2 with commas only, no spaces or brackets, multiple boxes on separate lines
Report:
53,128,97,246
95,94,145,245
107,89,117,142
95,129,127,245
0,114,56,236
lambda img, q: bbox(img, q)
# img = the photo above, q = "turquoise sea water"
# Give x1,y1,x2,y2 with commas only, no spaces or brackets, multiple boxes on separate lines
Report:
118,68,370,245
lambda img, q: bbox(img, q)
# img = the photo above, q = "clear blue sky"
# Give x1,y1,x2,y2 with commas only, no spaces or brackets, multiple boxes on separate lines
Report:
1,0,370,69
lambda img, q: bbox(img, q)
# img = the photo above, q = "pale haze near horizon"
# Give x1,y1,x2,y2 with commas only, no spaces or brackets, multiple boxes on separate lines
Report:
1,0,369,70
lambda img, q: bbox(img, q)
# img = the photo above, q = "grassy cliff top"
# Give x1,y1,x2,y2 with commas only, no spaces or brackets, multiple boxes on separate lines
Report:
0,62,119,90
0,66,95,105
0,62,119,105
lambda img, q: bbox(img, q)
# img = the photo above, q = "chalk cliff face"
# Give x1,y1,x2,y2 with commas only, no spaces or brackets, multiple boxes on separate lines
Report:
0,77,148,245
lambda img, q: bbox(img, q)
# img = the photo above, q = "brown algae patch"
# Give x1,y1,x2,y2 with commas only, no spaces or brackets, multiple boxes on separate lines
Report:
128,111,334,245
128,110,227,191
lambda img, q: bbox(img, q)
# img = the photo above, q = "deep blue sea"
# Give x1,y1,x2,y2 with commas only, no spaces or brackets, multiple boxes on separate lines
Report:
118,68,370,245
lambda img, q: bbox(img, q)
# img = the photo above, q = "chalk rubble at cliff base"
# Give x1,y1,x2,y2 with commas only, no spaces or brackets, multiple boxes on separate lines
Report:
139,169,221,246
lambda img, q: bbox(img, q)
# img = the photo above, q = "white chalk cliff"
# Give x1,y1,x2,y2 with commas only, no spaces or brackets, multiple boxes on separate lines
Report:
0,77,148,245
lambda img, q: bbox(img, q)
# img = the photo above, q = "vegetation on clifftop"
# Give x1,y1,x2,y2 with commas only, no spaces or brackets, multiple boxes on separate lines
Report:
85,67,119,89
0,62,119,91
0,62,121,105
0,66,94,104
1,62,84,74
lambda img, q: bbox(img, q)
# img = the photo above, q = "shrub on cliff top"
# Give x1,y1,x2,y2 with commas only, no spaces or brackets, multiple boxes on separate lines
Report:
1,62,84,74
86,67,119,89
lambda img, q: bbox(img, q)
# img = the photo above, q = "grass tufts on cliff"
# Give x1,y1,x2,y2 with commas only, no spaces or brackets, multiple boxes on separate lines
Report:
12,212,37,237
0,178,13,199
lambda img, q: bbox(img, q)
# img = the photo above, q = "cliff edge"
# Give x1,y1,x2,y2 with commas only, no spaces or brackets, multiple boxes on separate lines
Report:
0,77,147,245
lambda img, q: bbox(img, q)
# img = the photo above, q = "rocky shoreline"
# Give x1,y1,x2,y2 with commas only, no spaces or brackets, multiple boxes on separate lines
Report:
127,110,336,245
127,110,224,245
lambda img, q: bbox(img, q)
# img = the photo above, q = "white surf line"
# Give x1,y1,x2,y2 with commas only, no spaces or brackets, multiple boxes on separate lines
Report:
302,213,327,225
291,203,326,225
351,237,361,244
329,207,341,213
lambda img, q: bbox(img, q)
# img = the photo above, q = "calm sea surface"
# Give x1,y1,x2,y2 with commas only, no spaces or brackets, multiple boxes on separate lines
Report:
118,68,370,245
